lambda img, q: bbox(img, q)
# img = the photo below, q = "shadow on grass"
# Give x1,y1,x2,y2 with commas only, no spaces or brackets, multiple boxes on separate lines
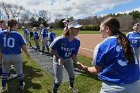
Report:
5,61,43,93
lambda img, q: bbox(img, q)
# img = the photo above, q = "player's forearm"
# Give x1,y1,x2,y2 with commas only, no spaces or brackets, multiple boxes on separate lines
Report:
72,54,78,64
21,45,30,57
76,62,101,75
50,49,62,60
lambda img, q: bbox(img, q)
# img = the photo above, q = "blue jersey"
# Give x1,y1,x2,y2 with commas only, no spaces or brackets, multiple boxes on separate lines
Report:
93,36,139,84
0,31,26,55
23,28,29,36
126,31,140,49
41,28,48,38
49,36,80,59
48,32,55,42
33,31,39,40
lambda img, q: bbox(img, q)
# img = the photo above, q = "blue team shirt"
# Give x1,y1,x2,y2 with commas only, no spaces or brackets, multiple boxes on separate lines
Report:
93,36,139,84
0,31,26,55
126,31,140,50
41,28,48,38
33,31,39,40
48,32,55,43
49,36,80,59
23,28,29,36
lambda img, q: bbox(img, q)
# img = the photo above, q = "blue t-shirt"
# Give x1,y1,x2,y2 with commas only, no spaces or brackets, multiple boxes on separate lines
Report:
49,36,80,59
0,31,26,55
23,28,29,36
126,31,140,50
93,36,139,84
41,28,48,38
48,32,56,42
33,31,39,40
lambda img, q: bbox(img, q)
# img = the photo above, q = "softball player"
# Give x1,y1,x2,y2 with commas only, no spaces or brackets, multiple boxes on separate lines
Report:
49,21,82,93
126,23,140,59
76,17,140,93
0,19,30,92
40,24,49,54
33,27,40,51
23,27,32,47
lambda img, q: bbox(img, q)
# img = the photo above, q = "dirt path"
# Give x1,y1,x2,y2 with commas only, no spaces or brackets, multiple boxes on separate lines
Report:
77,34,104,58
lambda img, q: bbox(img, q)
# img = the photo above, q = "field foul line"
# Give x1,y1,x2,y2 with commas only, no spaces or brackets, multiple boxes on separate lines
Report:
80,47,93,52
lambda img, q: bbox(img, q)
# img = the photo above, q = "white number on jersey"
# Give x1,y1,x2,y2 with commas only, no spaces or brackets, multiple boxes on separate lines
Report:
132,40,137,43
3,37,15,48
65,52,72,57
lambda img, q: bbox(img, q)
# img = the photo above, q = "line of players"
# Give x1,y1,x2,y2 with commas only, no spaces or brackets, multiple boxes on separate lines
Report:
22,24,56,55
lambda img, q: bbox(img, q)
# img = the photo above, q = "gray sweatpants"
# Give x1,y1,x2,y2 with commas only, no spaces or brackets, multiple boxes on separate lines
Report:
42,37,49,51
34,39,40,49
2,54,23,75
53,57,75,85
100,81,140,93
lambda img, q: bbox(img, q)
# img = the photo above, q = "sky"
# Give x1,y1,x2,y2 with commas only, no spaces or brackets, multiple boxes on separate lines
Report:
0,0,140,21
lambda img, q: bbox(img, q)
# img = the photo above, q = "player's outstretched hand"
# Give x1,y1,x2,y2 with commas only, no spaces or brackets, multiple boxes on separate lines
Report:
76,62,85,71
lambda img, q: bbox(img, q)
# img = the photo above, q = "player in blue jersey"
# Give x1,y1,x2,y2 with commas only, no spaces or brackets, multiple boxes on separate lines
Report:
33,27,40,51
126,23,140,60
47,26,56,59
0,20,17,80
48,26,56,50
22,26,32,47
40,24,49,54
49,21,82,93
76,17,140,93
0,19,30,92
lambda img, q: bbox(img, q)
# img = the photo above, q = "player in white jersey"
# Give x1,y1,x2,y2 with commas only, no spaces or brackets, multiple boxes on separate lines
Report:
76,17,140,93
0,19,30,92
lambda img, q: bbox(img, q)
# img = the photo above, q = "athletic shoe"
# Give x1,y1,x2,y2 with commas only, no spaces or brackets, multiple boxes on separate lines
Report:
19,82,25,91
69,87,78,93
1,87,7,93
7,74,17,80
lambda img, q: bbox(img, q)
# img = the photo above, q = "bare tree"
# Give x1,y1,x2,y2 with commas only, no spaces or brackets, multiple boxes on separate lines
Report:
20,10,31,24
1,2,11,20
9,4,25,19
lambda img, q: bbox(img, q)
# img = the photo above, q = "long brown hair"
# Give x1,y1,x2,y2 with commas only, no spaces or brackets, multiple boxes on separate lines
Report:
102,17,135,63
63,25,69,36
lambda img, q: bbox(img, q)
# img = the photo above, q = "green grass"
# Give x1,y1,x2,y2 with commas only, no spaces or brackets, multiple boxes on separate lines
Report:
0,29,102,93
0,53,101,93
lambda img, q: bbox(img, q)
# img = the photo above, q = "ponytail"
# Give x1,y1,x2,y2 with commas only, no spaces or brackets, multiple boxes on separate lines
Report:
117,32,135,62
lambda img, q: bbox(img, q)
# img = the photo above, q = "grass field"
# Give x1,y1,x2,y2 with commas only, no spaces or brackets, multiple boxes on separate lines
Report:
0,29,102,93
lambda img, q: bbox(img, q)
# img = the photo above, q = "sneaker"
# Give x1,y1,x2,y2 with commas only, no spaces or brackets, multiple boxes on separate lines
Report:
19,82,25,91
1,87,7,93
7,74,17,80
69,87,78,93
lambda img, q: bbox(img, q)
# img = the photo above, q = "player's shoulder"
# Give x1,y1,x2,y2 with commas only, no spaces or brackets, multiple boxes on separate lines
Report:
99,36,117,47
126,31,133,36
11,31,23,37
